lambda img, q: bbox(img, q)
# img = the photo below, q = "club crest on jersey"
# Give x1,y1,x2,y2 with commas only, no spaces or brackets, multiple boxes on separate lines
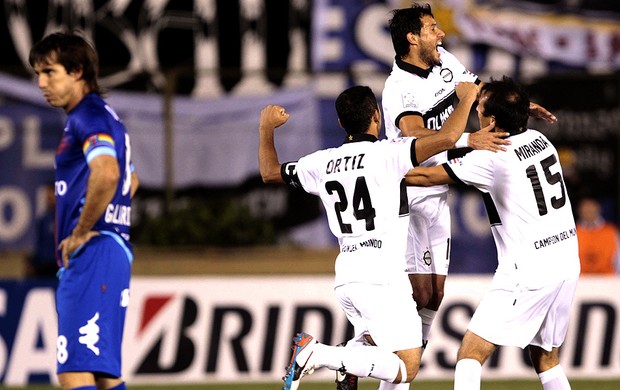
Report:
440,68,453,82
401,92,417,109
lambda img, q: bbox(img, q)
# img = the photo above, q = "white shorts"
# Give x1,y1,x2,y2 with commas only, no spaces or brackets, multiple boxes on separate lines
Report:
468,277,578,350
335,281,422,352
405,192,451,276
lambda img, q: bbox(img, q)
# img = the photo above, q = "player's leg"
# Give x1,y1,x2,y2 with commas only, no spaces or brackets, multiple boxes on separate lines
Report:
454,330,497,390
408,193,450,348
56,235,131,390
528,278,577,390
529,346,570,390
57,372,95,389
330,281,421,390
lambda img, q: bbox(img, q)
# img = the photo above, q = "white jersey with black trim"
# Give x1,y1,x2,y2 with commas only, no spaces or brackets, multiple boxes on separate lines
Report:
444,129,581,288
382,47,478,197
281,134,415,285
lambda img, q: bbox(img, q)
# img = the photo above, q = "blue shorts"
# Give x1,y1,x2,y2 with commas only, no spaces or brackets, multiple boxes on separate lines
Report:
56,233,132,377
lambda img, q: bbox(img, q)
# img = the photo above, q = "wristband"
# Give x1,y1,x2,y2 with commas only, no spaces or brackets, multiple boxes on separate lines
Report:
455,133,469,148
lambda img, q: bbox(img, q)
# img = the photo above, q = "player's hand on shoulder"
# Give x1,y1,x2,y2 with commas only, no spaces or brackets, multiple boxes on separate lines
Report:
455,82,478,102
469,123,511,152
260,105,290,129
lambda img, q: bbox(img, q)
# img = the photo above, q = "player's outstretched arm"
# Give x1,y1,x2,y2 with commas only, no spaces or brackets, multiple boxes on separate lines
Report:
405,165,452,187
259,105,290,184
529,102,557,124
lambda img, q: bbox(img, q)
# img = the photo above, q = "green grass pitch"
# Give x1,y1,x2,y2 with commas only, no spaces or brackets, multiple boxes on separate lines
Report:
4,379,619,389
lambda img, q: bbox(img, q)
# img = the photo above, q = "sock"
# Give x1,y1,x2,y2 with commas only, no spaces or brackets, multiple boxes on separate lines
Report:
539,365,571,390
314,343,401,382
454,358,481,390
418,308,437,348
108,382,127,390
378,381,411,389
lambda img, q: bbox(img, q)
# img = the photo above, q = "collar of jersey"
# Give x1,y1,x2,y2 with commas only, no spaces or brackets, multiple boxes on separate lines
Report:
343,133,378,144
395,56,434,79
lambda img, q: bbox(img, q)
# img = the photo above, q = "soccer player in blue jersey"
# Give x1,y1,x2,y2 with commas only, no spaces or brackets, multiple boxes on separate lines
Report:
29,32,139,390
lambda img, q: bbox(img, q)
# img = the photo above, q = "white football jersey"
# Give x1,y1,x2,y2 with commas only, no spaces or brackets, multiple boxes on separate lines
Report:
382,47,478,197
281,134,415,285
444,129,580,288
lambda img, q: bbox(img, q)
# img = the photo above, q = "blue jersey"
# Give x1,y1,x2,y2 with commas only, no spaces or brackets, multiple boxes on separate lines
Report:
55,93,133,257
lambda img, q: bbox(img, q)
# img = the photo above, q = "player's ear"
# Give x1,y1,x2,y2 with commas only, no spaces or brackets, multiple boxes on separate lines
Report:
70,65,84,81
337,118,344,130
372,109,380,124
406,32,418,46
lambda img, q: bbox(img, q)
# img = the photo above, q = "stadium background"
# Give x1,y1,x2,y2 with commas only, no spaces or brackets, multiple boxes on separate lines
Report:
0,0,619,387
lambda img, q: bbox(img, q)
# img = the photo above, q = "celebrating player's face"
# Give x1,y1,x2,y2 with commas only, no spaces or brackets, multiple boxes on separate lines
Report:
417,15,445,68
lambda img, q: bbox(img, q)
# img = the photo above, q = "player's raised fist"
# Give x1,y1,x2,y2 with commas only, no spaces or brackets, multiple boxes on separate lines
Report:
260,104,290,130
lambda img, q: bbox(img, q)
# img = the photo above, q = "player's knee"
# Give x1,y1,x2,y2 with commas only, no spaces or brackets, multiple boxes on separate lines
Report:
529,346,560,373
396,349,421,382
412,288,432,309
428,289,445,309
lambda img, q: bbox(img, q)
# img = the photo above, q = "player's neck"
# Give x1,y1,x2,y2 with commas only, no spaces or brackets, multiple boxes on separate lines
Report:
401,53,432,70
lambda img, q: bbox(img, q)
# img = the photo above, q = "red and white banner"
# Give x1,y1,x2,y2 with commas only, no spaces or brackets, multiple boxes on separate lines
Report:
2,275,620,385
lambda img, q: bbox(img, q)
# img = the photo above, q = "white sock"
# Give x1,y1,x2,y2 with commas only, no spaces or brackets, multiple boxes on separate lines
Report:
454,358,481,390
378,381,411,389
418,308,437,348
314,344,401,382
539,365,571,390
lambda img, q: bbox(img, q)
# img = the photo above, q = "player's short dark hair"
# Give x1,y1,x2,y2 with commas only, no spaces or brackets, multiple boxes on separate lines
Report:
29,31,102,95
479,76,530,135
389,3,434,59
335,86,378,135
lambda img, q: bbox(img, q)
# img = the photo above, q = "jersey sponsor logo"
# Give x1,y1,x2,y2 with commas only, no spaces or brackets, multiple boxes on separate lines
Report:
401,92,417,109
440,68,453,82
105,204,131,226
79,312,101,356
513,135,550,161
325,153,365,174
435,87,446,97
426,105,454,130
534,227,577,249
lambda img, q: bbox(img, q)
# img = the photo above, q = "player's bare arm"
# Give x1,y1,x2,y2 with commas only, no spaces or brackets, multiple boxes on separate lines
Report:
59,154,119,266
529,101,557,124
405,165,452,187
412,82,478,162
258,104,290,184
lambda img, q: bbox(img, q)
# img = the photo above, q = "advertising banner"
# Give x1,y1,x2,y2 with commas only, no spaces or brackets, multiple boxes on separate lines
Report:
1,275,619,386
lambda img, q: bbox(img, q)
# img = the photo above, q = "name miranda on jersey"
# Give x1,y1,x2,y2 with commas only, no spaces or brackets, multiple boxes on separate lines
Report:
326,153,365,174
514,136,549,161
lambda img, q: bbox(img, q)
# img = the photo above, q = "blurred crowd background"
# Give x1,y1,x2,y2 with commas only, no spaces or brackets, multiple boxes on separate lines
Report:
1,0,619,275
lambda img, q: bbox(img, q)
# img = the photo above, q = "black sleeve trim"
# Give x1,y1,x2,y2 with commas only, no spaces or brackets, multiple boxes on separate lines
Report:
442,162,466,186
395,111,422,130
410,138,419,167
